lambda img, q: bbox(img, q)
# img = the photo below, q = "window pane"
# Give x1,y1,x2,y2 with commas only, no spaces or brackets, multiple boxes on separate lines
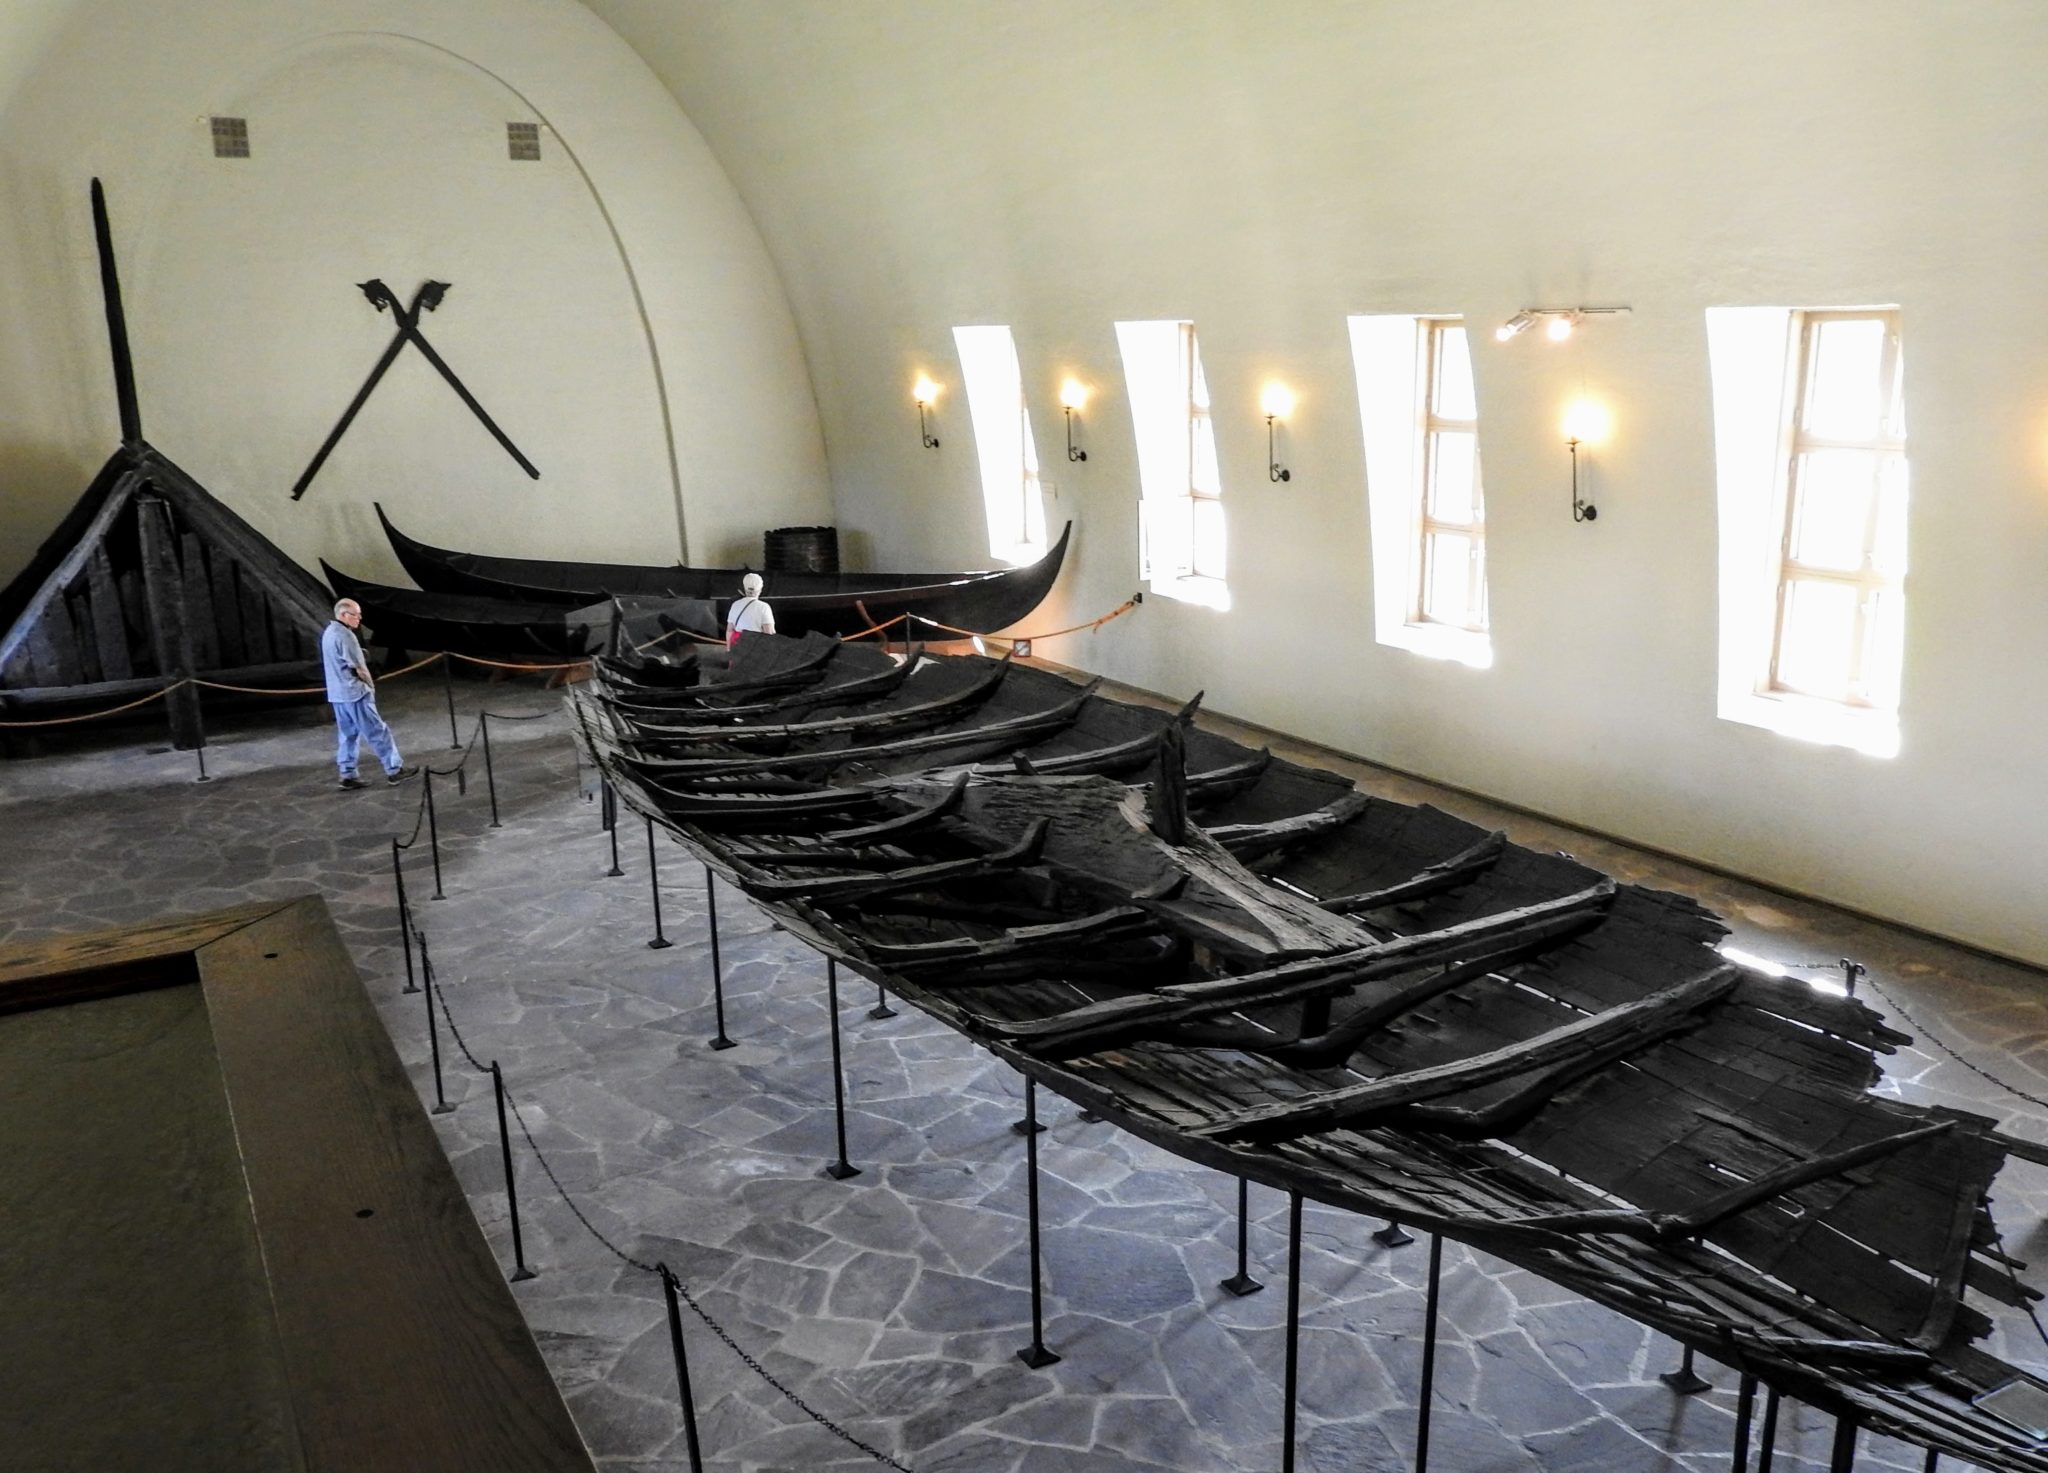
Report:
1804,318,1886,441
1788,449,1876,571
1191,411,1220,497
1433,325,1475,421
1423,532,1472,626
1427,431,1477,523
1776,578,1859,699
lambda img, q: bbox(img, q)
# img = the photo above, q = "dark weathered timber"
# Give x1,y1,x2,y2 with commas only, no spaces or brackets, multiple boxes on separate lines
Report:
381,502,1074,638
135,496,201,749
86,543,132,680
574,646,2048,1470
91,178,141,445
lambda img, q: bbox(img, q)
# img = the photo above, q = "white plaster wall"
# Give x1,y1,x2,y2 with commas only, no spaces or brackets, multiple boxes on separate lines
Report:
0,0,829,586
589,0,2048,964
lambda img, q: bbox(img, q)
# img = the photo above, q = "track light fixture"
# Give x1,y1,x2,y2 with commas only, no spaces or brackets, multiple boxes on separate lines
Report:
1496,306,1630,343
913,376,941,448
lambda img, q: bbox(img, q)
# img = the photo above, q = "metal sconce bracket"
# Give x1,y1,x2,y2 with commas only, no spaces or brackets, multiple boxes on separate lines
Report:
1065,405,1086,462
1569,439,1597,522
1267,415,1290,483
917,401,939,449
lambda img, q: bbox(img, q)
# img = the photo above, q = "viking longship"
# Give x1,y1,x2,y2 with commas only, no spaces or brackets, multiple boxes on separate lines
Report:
375,502,1073,637
572,634,2048,1471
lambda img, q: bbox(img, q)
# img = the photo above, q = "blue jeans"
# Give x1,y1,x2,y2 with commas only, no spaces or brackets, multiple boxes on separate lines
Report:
332,695,402,778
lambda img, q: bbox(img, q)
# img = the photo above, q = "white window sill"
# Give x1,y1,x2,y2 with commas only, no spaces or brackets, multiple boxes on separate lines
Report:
1146,574,1232,611
1379,621,1493,670
1719,689,1899,759
989,541,1046,569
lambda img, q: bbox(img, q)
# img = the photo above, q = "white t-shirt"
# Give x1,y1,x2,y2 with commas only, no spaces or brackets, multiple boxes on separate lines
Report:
725,595,776,640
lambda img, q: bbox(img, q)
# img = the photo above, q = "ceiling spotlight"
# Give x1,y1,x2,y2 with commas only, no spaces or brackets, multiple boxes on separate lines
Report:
1496,311,1535,342
1546,311,1581,342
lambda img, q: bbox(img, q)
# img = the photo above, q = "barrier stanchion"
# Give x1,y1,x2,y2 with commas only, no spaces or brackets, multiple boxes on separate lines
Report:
425,767,445,900
492,1061,537,1282
823,958,860,1181
1415,1232,1444,1473
481,712,501,827
869,982,896,1021
645,818,672,950
705,867,735,1050
441,654,460,748
656,1265,709,1473
392,839,418,994
603,782,623,877
421,935,454,1115
194,739,209,783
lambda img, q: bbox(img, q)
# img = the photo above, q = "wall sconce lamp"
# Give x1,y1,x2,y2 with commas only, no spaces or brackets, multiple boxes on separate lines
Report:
1261,383,1295,482
1562,398,1611,523
1059,377,1088,462
1496,306,1631,343
913,376,941,448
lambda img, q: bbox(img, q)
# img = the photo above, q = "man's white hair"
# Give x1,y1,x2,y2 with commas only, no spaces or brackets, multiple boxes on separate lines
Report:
334,598,361,617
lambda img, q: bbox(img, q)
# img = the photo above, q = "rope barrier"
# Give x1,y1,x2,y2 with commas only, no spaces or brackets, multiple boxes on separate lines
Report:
910,593,1141,645
0,683,178,727
420,954,914,1471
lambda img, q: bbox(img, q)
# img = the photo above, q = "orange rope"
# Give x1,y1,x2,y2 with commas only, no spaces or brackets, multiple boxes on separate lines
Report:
192,650,445,696
836,613,909,643
0,683,180,727
910,595,1142,644
447,651,594,673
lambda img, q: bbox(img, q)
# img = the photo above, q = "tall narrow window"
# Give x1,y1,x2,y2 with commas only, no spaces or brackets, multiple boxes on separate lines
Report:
1349,314,1491,666
1115,319,1228,608
1771,311,1906,708
1706,305,1906,756
1416,320,1487,632
953,326,1046,566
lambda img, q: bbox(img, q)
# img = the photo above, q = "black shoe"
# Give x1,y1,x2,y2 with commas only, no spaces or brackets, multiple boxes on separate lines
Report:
339,776,367,791
386,766,418,785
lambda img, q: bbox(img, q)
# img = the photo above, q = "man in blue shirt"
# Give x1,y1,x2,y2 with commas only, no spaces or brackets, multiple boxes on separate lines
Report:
322,598,411,790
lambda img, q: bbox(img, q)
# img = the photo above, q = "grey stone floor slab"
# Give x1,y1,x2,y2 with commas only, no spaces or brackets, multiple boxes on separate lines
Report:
5,677,2048,1471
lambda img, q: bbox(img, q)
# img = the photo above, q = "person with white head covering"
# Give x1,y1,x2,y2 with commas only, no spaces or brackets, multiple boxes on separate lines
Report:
725,571,776,647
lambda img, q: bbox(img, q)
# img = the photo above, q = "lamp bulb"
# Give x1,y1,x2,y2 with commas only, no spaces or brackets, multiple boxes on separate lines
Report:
1545,315,1575,342
913,375,939,405
1260,384,1296,419
1059,378,1089,411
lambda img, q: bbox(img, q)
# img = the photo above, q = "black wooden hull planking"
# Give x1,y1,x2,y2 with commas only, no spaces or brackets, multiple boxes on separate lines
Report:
574,643,2048,1471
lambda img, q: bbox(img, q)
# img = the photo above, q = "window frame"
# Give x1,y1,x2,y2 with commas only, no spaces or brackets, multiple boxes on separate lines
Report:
1765,309,1906,709
1412,318,1488,634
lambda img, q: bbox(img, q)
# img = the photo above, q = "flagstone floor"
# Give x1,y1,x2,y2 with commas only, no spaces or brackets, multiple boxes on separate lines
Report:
5,673,2048,1473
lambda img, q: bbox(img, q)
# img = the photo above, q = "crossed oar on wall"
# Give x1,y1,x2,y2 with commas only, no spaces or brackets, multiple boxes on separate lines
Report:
289,278,540,501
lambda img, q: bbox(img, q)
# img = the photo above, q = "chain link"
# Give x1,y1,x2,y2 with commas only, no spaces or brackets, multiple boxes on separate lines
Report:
422,960,915,1472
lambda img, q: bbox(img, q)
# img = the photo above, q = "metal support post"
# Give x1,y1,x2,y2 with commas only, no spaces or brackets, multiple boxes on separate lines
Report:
422,935,454,1115
1923,1448,1941,1472
823,959,861,1180
1841,958,1865,999
480,712,501,827
1221,1177,1263,1296
1660,1343,1711,1395
1282,1191,1303,1473
1373,1220,1414,1248
1733,1374,1757,1471
705,868,735,1050
425,767,445,900
656,1264,708,1473
869,983,897,1020
194,739,209,783
1416,1232,1443,1473
1016,1077,1061,1369
645,819,672,949
441,654,460,747
392,838,418,994
491,1062,537,1281
1829,1417,1858,1473
1757,1386,1781,1473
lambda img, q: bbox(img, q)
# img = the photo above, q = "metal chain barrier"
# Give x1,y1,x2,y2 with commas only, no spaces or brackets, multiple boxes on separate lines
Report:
1853,970,2048,1115
416,939,913,1472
